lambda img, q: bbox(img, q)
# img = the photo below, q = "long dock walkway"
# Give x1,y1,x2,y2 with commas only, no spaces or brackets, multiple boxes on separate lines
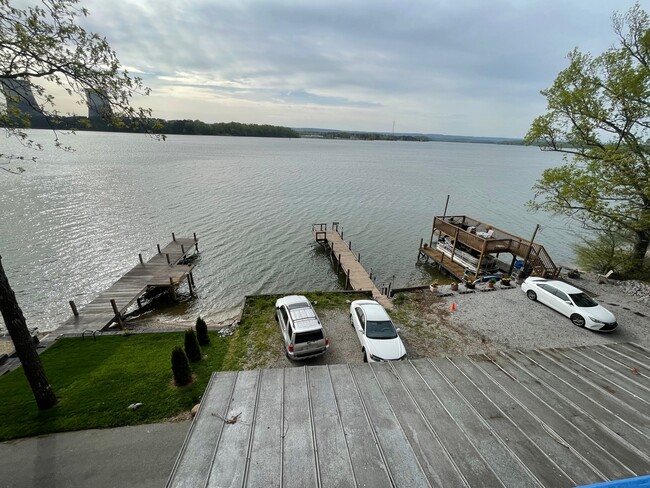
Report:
313,223,392,310
58,235,199,335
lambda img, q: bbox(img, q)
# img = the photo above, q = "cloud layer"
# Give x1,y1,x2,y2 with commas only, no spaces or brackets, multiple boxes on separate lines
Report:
71,0,645,137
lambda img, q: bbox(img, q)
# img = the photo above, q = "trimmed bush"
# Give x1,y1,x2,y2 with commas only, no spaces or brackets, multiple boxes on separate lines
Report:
184,329,202,362
195,316,210,346
171,347,192,386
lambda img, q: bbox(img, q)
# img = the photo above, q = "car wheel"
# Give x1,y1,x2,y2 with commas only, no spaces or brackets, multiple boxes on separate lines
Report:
350,313,354,327
571,314,586,327
363,350,367,363
526,290,537,301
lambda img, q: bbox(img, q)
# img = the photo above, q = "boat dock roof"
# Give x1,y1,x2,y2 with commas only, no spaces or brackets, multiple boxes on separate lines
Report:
167,342,650,487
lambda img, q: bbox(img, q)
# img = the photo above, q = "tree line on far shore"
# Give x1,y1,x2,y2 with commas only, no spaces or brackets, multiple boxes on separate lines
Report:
22,115,300,138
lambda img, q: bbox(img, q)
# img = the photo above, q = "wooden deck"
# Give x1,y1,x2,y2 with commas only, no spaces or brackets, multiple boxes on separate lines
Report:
168,342,650,488
313,224,392,309
58,236,199,334
419,245,466,281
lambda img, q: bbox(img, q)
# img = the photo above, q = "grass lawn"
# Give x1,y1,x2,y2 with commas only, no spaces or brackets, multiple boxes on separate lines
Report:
0,291,368,441
0,331,229,441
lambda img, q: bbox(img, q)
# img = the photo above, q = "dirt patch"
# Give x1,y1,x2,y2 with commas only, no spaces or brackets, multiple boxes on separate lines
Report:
391,290,504,358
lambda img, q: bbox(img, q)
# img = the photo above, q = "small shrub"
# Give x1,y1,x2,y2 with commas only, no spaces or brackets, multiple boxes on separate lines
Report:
184,329,202,362
393,293,406,305
195,316,210,346
171,347,192,386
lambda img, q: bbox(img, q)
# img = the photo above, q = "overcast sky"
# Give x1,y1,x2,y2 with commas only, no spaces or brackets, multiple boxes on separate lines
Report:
67,0,648,138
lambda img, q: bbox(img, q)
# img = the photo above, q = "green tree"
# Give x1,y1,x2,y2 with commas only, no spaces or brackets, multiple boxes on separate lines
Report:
525,3,650,273
0,0,156,409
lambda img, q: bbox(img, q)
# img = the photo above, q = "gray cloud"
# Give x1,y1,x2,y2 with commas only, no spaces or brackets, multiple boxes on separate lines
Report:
77,0,645,136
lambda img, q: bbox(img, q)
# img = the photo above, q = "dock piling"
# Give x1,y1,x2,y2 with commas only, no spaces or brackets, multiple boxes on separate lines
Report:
172,232,176,242
157,244,161,254
110,299,124,329
69,300,79,317
166,253,171,265
139,253,144,265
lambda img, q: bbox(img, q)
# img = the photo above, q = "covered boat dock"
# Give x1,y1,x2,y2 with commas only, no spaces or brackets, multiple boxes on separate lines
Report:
418,215,561,282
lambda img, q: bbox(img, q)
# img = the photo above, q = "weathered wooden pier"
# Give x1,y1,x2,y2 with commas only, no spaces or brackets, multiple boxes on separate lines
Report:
58,234,199,335
312,223,393,310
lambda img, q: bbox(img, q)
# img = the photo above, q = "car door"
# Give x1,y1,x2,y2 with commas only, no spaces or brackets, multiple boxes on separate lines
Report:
550,288,574,317
537,284,558,309
278,306,290,347
354,307,366,346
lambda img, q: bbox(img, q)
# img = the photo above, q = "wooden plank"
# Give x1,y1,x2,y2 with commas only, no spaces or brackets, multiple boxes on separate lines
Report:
575,345,650,388
350,363,430,488
282,367,318,488
167,372,237,488
390,360,501,488
444,356,582,486
375,362,466,487
307,366,356,488
488,351,638,480
207,370,260,488
246,368,283,487
413,359,539,487
329,364,393,487
419,247,465,281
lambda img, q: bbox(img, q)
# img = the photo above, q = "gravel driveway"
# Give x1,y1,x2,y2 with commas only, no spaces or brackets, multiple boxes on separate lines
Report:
262,273,649,368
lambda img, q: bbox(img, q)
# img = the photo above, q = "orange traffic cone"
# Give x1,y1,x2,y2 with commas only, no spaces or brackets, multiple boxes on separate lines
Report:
450,303,457,311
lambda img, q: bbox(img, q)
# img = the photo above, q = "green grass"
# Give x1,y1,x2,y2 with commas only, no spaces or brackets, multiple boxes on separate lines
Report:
0,291,370,441
0,332,229,441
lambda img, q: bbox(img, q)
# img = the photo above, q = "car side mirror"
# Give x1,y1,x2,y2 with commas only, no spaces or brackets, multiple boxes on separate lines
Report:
396,327,401,333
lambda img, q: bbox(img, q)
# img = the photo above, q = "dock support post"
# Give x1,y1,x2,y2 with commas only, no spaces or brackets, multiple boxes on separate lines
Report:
348,241,352,250
172,232,176,241
341,229,344,240
357,252,361,263
369,268,373,280
69,300,79,317
187,274,194,296
189,271,195,286
157,244,161,254
110,299,124,329
346,269,350,289
166,253,171,265
181,244,185,256
169,277,177,300
139,253,144,265
193,232,197,242
337,254,341,273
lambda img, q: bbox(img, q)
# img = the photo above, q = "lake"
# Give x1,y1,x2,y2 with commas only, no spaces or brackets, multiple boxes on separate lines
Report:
0,131,568,332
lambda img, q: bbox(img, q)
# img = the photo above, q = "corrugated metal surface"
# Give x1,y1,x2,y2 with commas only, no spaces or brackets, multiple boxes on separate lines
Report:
167,343,650,488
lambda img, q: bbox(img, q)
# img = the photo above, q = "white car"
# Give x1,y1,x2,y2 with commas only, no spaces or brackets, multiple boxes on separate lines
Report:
521,277,618,331
349,300,406,362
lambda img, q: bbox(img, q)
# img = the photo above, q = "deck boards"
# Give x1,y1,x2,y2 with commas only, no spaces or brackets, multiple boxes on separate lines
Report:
58,237,198,334
419,246,467,281
168,342,650,487
316,228,392,309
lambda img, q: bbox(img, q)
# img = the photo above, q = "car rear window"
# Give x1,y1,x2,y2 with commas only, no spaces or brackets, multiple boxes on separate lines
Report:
294,330,323,343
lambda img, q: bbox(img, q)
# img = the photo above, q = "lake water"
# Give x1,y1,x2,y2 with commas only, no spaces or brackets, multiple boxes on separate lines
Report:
0,131,569,332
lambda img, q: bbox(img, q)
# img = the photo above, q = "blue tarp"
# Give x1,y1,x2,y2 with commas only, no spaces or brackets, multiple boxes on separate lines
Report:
577,475,650,488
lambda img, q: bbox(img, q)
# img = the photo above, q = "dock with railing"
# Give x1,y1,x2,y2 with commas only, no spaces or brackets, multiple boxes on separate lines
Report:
312,223,393,309
57,234,199,335
418,215,560,282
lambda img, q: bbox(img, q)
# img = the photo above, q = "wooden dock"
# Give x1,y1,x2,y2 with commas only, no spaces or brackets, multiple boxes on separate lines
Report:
313,223,392,310
418,245,466,281
58,235,199,335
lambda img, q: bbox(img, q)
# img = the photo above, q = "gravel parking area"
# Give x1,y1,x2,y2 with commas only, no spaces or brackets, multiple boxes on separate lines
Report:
434,274,650,351
263,273,649,368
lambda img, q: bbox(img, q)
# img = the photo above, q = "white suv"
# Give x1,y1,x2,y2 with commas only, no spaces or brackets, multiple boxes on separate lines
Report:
275,295,329,360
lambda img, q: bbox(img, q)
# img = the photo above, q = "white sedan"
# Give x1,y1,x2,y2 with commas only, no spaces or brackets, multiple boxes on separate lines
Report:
521,277,618,331
350,300,406,362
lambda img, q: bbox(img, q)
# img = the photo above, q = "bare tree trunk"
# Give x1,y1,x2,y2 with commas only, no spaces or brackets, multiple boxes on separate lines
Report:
631,231,650,271
0,256,57,410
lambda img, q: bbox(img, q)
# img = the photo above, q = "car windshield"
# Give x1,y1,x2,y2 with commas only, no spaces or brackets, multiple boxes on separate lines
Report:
569,292,599,307
366,320,397,339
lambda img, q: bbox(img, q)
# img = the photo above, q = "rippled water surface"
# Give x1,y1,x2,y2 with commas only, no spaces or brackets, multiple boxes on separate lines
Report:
1,132,568,331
